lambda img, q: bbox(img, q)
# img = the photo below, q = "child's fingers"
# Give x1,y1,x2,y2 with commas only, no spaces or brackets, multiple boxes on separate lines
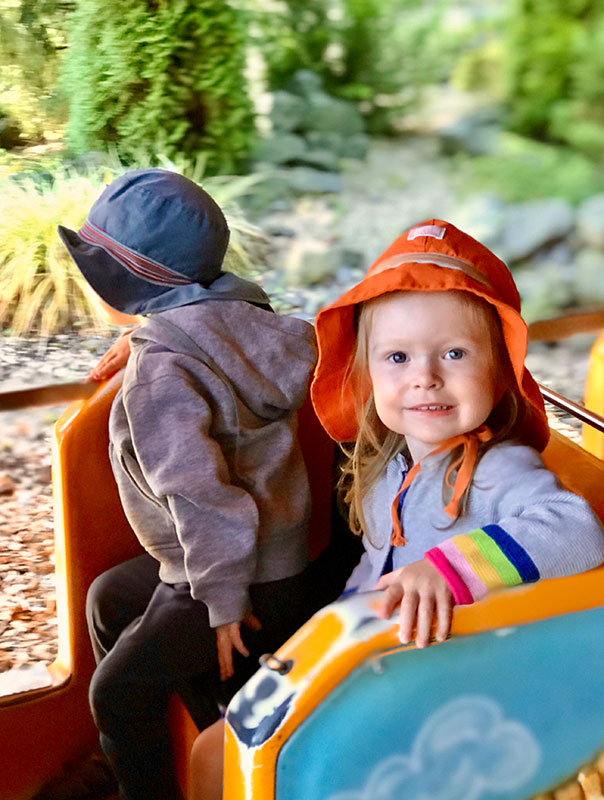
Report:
243,613,262,632
398,590,419,645
88,353,115,381
216,637,234,682
376,581,404,619
89,335,133,381
413,593,435,648
434,590,453,642
229,625,250,659
374,570,399,591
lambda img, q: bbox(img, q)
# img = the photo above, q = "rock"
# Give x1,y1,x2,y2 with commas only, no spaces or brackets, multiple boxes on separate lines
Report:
0,475,17,495
576,193,604,249
262,222,296,238
270,91,308,133
449,194,506,256
513,261,573,322
573,248,604,304
243,170,292,213
287,69,323,97
282,167,342,194
306,130,370,160
301,149,341,171
304,93,365,136
283,70,365,137
438,105,504,156
440,120,501,156
339,133,371,160
283,240,344,285
254,133,308,165
501,199,575,262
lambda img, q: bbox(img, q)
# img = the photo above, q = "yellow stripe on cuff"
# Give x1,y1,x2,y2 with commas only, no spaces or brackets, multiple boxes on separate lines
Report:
451,530,520,589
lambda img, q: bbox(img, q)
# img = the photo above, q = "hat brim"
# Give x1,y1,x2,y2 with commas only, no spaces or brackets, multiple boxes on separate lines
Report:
58,226,270,315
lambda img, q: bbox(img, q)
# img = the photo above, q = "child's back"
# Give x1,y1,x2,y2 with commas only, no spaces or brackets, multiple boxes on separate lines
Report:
110,298,315,627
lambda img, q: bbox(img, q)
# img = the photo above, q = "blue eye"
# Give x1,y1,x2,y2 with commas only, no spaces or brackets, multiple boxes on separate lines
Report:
445,348,464,360
389,352,408,364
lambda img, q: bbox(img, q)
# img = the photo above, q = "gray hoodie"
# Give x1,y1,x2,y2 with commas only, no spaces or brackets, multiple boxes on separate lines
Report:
108,300,317,627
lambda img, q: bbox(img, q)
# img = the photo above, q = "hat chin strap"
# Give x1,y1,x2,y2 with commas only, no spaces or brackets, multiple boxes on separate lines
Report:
390,425,493,546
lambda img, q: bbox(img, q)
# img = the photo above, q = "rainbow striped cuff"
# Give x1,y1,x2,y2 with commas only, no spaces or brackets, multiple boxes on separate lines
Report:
425,524,540,605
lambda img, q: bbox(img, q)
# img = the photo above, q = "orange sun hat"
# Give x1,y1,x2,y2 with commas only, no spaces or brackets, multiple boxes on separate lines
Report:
311,219,549,451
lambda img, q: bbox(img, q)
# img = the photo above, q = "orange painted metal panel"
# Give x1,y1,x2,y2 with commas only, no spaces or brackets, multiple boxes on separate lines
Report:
0,375,142,800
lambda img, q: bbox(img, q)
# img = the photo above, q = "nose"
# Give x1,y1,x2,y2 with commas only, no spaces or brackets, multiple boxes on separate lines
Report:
410,359,443,390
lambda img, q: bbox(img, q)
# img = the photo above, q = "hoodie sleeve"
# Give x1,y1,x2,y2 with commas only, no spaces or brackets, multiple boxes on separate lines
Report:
123,364,258,628
424,445,604,605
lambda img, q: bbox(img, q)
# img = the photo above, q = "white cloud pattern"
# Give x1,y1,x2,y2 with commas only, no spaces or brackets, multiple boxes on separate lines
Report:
326,695,540,800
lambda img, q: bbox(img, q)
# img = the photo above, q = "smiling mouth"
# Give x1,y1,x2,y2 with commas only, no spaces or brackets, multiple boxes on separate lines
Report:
409,404,454,411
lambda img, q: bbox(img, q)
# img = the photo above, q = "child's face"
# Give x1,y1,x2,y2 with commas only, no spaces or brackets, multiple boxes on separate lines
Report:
86,285,141,327
366,291,498,463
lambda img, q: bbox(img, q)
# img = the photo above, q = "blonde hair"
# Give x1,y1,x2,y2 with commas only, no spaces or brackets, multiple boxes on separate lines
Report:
338,290,529,539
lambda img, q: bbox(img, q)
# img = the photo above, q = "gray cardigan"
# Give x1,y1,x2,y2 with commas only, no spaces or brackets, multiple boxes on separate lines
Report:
346,442,604,601
108,301,316,627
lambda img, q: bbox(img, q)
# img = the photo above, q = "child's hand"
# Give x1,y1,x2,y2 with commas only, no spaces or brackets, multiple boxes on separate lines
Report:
374,559,453,648
88,330,133,381
215,614,262,681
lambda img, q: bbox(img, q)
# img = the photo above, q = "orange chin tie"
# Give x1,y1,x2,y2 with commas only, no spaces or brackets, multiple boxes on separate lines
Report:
390,425,493,546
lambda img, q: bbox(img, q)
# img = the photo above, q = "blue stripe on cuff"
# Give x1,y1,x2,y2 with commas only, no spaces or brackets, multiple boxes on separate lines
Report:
482,523,540,582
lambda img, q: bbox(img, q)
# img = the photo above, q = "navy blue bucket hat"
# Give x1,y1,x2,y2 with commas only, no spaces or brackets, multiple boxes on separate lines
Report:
58,168,270,315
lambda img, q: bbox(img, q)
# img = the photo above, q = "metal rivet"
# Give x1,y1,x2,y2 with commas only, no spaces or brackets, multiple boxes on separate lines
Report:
259,653,293,675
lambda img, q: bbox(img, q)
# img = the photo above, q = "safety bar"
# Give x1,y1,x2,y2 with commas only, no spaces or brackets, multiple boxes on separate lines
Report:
539,383,604,435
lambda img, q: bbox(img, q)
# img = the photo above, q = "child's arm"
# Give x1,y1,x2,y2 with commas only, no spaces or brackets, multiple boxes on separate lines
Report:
88,328,134,381
123,366,264,647
374,560,453,648
424,445,604,607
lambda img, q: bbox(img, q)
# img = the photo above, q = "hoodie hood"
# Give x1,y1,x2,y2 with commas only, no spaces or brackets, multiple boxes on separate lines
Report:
131,301,316,420
311,219,549,451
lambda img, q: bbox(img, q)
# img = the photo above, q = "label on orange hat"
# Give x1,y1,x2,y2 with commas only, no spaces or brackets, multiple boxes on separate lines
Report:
407,225,446,240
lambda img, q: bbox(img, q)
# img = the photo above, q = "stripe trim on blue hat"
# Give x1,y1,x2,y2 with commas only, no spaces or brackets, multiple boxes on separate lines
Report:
79,219,193,287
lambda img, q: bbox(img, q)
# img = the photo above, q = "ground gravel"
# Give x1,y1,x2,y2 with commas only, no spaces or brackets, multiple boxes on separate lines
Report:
1,334,115,676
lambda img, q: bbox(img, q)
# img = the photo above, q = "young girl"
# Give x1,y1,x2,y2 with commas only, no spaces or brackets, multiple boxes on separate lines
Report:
310,218,604,648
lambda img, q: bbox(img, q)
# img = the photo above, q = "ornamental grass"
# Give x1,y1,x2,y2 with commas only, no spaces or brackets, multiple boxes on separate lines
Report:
0,160,269,337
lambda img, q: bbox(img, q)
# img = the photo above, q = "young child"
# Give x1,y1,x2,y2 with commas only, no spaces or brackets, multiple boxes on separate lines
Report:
185,220,604,800
311,218,604,647
58,168,316,800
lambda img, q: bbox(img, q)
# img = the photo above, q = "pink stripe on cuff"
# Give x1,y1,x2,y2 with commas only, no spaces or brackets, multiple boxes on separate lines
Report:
425,548,473,605
438,538,488,601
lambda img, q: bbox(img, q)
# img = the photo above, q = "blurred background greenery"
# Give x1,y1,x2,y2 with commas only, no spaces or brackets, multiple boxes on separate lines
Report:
2,0,604,335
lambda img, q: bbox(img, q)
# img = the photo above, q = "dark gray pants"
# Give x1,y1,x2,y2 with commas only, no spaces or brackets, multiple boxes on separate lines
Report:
86,553,306,800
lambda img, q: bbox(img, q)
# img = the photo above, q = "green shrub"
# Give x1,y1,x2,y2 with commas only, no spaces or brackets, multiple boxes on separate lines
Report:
253,0,451,132
0,161,270,337
503,0,604,157
450,133,604,205
0,0,70,141
62,0,255,174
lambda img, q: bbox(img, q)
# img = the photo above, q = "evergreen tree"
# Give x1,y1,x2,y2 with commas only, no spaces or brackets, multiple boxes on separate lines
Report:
62,0,255,174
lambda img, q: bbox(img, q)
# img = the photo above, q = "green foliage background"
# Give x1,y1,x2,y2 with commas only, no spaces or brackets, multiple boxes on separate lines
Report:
504,0,604,158
250,0,451,132
62,0,255,174
0,0,71,139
